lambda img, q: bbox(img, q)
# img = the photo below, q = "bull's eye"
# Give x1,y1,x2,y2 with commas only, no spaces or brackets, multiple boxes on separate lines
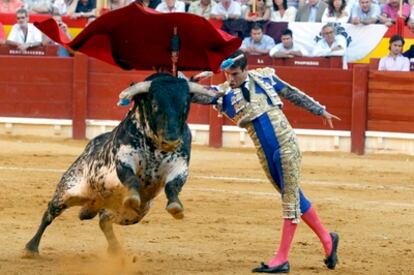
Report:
151,102,158,112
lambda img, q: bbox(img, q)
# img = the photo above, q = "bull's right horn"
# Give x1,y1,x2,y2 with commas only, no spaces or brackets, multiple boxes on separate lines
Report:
117,81,152,106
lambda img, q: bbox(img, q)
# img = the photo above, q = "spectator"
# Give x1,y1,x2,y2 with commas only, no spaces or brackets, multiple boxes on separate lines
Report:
24,0,53,14
69,0,96,19
210,0,242,20
244,0,271,22
0,22,5,45
295,0,328,22
321,0,350,23
378,34,410,71
350,0,380,25
403,22,414,59
103,0,129,11
379,0,410,27
287,0,304,9
0,0,24,13
312,23,347,68
240,23,275,55
270,0,297,22
155,0,186,12
44,13,72,57
138,0,161,9
188,0,216,19
269,28,307,57
6,8,43,51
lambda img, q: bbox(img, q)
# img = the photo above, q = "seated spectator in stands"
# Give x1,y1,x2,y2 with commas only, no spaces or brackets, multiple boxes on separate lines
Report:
0,22,5,45
379,34,410,71
138,0,161,9
240,23,275,55
244,0,271,22
269,28,307,57
156,0,185,12
403,20,414,59
6,8,43,51
295,0,327,22
0,0,24,13
103,0,128,11
350,0,380,25
43,13,72,57
379,0,410,27
69,0,96,19
287,0,304,9
312,23,347,56
24,0,53,14
188,0,216,19
270,0,297,22
210,0,242,20
321,0,350,23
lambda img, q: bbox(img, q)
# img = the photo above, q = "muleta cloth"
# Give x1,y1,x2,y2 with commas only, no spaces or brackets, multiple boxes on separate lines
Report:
34,3,242,73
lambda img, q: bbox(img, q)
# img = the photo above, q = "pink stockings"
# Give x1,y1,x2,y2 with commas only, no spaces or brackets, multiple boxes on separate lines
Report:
268,206,332,267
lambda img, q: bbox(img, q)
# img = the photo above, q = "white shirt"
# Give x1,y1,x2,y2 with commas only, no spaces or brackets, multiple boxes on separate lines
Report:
321,8,350,23
270,7,297,22
269,42,308,56
312,35,347,57
211,0,242,18
378,54,410,71
155,0,185,13
7,23,43,44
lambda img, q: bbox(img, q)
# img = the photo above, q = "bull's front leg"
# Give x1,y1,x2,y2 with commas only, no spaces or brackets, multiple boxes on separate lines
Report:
116,162,141,211
165,171,188,220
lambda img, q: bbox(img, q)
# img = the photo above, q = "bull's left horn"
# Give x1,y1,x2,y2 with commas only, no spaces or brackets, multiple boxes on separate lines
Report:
188,82,215,97
118,81,152,106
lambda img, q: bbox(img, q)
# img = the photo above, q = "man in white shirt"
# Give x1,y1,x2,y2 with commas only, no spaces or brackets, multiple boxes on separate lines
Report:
312,23,347,68
269,28,307,58
350,0,380,25
312,23,347,57
6,8,43,52
210,0,242,20
155,0,185,13
240,23,275,55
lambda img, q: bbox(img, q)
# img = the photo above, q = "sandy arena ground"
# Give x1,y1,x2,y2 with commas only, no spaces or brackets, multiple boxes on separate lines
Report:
0,135,413,275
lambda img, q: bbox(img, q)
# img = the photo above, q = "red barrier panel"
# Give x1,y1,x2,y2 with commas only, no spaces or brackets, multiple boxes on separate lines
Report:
1,54,413,153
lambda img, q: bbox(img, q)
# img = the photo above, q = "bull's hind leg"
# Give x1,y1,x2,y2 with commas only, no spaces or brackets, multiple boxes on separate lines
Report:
23,189,89,258
23,199,66,258
99,210,121,254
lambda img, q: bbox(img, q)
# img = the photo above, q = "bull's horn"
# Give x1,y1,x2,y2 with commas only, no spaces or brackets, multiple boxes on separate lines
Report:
117,81,152,106
188,82,215,97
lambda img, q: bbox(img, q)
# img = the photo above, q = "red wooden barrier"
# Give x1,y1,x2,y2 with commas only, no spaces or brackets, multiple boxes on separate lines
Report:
351,65,369,155
0,54,413,153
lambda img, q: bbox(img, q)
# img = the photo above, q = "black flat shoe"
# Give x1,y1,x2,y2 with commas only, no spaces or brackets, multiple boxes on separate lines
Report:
324,232,339,269
252,261,290,273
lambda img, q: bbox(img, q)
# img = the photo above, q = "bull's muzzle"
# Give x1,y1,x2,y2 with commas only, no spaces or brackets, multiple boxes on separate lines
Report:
160,139,181,152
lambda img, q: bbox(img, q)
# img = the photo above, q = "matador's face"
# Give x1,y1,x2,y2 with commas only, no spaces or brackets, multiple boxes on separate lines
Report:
224,67,248,89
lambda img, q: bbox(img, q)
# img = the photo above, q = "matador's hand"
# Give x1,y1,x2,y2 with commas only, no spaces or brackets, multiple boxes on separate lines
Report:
321,110,341,128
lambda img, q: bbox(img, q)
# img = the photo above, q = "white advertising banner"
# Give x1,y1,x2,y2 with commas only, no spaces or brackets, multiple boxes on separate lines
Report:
289,22,388,62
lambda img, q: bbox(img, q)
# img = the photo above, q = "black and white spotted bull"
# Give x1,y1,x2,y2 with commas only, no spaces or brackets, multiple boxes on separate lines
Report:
23,73,214,257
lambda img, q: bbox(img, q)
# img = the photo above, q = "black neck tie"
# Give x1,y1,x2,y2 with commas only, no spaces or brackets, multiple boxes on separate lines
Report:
240,81,250,102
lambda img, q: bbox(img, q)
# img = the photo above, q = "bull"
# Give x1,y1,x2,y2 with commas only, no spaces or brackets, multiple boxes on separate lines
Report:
23,72,213,257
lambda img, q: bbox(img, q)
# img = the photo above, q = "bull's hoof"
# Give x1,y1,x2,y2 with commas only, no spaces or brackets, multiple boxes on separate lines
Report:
21,248,39,259
123,190,141,211
107,244,123,256
166,202,184,220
